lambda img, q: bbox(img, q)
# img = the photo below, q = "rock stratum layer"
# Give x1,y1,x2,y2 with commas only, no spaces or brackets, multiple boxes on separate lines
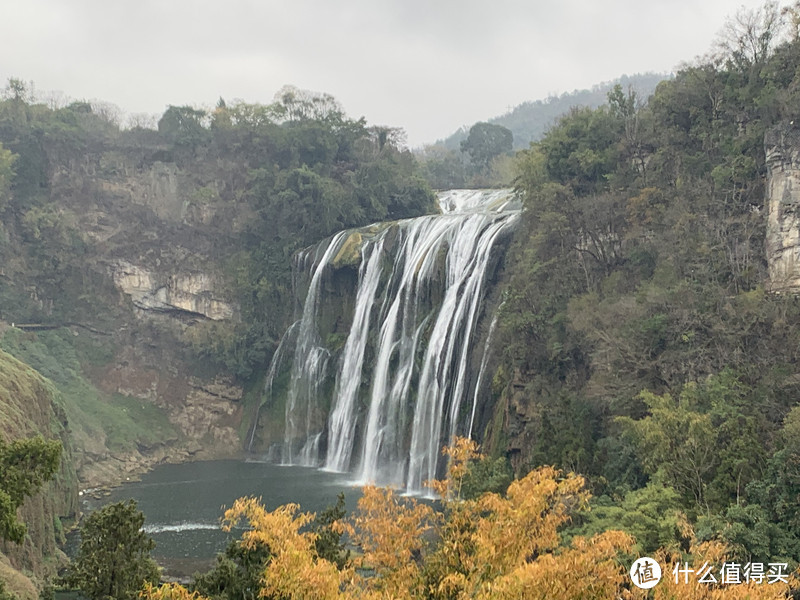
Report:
766,123,800,292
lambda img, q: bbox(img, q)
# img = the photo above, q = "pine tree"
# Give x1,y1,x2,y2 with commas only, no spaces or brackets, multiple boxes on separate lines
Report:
62,500,160,600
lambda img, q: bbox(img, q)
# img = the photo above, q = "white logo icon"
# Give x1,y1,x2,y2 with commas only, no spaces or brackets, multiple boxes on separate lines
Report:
630,557,662,589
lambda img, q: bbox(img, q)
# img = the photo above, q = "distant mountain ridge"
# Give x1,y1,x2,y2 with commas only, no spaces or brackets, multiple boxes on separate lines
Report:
438,72,667,150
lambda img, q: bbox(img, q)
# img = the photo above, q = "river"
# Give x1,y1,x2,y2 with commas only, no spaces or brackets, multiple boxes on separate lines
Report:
77,459,364,579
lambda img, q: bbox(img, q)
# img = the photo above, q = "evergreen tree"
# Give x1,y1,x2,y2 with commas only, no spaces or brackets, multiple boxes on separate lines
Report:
62,500,160,600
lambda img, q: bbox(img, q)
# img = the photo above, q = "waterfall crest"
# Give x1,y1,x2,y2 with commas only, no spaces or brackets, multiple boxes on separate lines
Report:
275,189,519,492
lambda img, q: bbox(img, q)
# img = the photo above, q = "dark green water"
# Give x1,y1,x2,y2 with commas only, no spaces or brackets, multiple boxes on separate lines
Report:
78,460,363,578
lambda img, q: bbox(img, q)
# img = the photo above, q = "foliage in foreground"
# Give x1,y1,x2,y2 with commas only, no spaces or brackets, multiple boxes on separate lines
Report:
62,500,159,600
0,435,61,543
189,492,348,600
140,438,797,600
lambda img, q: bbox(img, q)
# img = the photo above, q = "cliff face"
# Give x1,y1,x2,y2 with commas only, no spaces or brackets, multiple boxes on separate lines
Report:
0,346,79,595
766,124,800,292
112,261,234,320
1,146,250,489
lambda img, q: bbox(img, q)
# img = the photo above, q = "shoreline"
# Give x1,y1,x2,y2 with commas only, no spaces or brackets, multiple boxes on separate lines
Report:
77,440,245,499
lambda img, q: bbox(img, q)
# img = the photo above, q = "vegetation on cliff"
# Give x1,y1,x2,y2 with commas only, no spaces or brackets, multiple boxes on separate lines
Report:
0,82,435,382
0,436,61,544
0,347,76,598
494,0,800,565
5,0,800,594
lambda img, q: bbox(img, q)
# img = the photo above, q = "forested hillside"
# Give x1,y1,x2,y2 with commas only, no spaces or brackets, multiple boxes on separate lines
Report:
440,73,665,151
0,82,436,596
416,74,664,190
7,1,800,596
490,2,800,563
0,84,434,376
0,82,435,491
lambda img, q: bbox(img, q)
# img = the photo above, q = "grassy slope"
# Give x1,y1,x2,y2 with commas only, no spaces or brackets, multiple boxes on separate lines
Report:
0,344,79,591
0,327,177,457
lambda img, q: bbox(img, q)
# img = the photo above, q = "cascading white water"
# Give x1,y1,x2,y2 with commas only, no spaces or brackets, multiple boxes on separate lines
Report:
282,189,519,492
404,215,513,491
468,312,499,438
324,239,386,472
247,320,300,452
282,231,348,466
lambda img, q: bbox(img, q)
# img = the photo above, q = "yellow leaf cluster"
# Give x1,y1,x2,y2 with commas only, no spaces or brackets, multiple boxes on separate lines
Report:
636,540,797,600
221,497,346,600
145,437,797,600
474,530,634,600
424,462,614,599
139,582,208,600
473,465,590,574
429,436,482,500
341,485,437,598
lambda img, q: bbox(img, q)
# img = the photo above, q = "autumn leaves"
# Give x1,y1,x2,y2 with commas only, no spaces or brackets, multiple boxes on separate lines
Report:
141,437,796,600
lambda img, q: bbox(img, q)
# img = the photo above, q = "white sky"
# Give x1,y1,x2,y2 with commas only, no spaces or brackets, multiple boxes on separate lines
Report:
0,0,771,147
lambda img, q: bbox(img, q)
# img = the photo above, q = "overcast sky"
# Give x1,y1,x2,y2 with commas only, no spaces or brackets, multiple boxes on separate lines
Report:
0,0,771,147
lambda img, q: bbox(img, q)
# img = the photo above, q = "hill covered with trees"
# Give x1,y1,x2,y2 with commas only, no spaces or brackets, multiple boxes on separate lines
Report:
6,1,800,597
416,74,664,190
488,0,800,566
439,72,666,151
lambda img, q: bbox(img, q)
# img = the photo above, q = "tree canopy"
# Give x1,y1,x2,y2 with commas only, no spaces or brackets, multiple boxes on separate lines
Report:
460,122,513,173
140,438,796,600
0,435,61,544
494,1,800,566
61,500,160,600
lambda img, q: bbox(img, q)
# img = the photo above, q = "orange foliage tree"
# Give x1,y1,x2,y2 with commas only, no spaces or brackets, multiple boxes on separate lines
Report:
141,436,797,600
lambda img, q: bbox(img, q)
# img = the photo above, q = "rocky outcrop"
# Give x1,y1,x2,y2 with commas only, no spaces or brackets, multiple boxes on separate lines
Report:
172,378,242,451
766,124,800,292
85,348,245,487
3,146,249,498
111,260,235,320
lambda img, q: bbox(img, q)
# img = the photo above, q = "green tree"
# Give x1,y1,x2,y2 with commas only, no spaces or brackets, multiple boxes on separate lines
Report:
535,105,624,194
460,122,513,173
192,538,271,600
460,455,513,500
312,492,349,569
618,373,765,514
0,435,61,543
568,482,685,555
157,105,208,148
62,500,160,600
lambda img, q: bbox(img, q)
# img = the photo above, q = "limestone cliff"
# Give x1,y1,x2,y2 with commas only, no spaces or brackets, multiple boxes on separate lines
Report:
1,145,249,490
766,123,800,292
111,261,234,321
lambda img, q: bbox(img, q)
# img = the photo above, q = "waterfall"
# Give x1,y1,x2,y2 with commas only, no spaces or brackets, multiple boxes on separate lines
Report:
247,320,300,452
282,231,348,466
468,312,499,438
324,239,386,472
280,189,519,492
